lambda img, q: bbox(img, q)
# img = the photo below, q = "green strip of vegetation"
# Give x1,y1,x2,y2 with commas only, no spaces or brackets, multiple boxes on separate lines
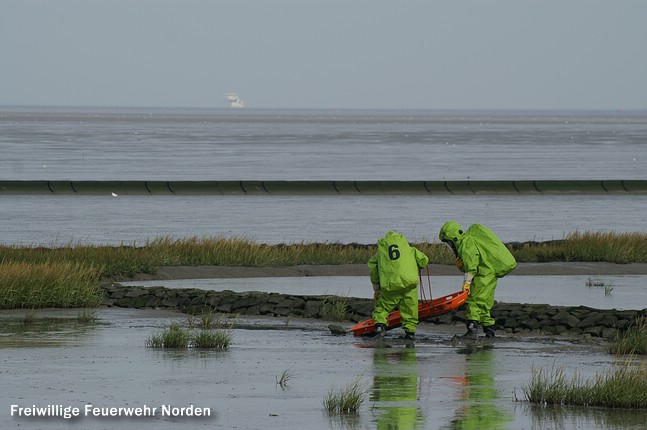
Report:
0,261,103,309
523,360,647,409
1,231,645,280
1,231,645,309
512,231,647,264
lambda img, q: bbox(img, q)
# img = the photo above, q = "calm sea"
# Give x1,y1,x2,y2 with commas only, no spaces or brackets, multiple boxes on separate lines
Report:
1,107,646,245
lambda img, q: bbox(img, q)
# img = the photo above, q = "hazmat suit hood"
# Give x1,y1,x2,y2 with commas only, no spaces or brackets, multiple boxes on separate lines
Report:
439,221,463,247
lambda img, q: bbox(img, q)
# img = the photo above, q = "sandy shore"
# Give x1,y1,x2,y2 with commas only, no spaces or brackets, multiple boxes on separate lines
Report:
111,262,647,282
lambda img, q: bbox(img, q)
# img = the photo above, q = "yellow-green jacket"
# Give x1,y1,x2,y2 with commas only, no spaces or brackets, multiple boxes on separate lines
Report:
368,231,429,291
440,223,516,278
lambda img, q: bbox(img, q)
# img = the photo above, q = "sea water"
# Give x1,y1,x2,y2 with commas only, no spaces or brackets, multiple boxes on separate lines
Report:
1,107,646,245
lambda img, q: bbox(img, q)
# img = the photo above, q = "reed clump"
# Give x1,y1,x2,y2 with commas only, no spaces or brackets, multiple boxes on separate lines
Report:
146,322,191,349
523,360,647,409
323,377,368,414
610,317,647,355
146,317,234,349
321,296,350,322
0,261,103,309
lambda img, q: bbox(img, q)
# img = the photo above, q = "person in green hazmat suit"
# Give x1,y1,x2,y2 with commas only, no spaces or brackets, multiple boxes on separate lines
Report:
438,221,516,338
368,231,429,340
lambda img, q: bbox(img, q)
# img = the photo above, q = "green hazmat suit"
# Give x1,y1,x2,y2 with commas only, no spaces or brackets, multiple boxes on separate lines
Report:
438,222,516,328
368,231,429,334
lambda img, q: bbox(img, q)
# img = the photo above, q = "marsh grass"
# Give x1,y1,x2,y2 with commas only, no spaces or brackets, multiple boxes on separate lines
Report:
524,360,647,408
146,317,235,349
76,309,99,324
146,322,191,349
200,308,219,329
323,377,368,414
0,261,103,309
585,276,606,287
276,368,295,389
585,277,615,295
2,231,647,309
321,295,350,322
192,329,231,349
512,231,647,263
610,316,647,355
1,231,646,281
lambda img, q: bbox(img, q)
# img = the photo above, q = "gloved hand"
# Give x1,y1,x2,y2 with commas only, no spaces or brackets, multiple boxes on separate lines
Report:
462,281,471,294
462,273,474,294
455,258,464,271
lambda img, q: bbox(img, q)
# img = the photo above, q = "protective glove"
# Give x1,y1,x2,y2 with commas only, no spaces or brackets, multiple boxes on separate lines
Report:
462,282,471,294
455,258,464,271
462,273,474,294
372,283,380,301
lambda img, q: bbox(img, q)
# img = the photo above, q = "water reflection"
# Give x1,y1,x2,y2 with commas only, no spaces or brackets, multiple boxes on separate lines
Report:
447,345,512,430
0,315,98,348
371,346,425,429
525,400,647,430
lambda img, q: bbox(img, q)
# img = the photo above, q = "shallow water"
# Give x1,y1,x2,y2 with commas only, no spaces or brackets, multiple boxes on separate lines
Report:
2,308,647,430
122,274,647,311
3,194,647,246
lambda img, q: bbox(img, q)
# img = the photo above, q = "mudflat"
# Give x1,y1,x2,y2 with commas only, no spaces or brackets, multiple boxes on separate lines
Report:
111,262,647,282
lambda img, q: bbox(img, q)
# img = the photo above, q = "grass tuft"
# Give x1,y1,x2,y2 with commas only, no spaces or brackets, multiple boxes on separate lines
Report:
146,322,191,349
523,359,647,408
321,296,349,322
276,369,295,389
146,317,235,349
609,316,647,355
323,377,368,414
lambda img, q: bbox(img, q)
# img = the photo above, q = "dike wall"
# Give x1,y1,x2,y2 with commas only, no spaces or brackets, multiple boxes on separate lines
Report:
102,283,647,338
2,179,647,195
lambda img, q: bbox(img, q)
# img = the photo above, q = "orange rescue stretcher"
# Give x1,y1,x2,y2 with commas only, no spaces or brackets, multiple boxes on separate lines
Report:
349,268,468,337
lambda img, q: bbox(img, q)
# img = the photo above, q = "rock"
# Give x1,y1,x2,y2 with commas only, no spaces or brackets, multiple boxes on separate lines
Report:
328,324,347,335
98,284,647,338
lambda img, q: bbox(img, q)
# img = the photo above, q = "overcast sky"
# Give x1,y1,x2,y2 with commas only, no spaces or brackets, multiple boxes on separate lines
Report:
2,0,646,110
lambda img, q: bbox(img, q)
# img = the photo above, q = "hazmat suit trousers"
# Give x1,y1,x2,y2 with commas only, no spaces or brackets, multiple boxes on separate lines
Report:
372,284,418,334
465,271,497,327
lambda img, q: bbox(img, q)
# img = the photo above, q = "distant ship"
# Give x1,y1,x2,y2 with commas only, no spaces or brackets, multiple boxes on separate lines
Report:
224,92,244,108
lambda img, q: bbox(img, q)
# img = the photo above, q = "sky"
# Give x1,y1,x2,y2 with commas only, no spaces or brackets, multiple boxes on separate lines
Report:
2,0,646,110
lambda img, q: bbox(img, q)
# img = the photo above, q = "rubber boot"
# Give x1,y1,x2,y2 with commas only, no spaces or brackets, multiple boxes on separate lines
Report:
483,325,496,339
399,331,415,341
375,324,387,339
462,320,478,339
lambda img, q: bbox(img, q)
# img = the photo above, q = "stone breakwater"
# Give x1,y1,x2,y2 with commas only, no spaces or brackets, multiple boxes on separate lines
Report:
102,283,646,338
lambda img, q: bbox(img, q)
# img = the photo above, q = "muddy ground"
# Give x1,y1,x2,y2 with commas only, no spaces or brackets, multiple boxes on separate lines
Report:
109,262,647,282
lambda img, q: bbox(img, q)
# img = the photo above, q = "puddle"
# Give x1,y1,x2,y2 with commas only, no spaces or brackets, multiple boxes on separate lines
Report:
2,308,647,429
